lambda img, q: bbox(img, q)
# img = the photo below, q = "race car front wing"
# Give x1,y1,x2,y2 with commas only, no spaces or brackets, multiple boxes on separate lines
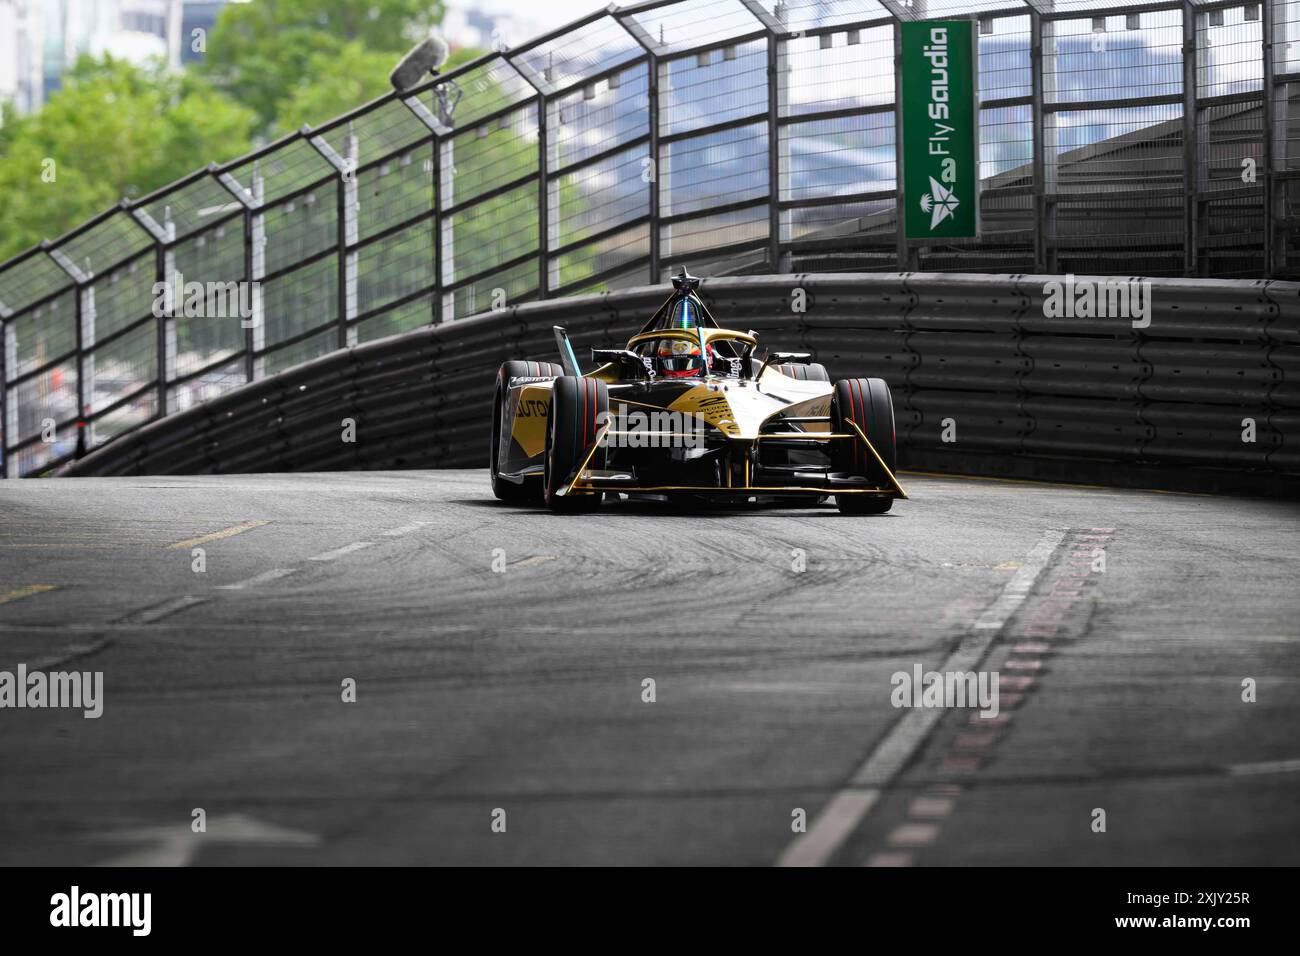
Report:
555,419,908,500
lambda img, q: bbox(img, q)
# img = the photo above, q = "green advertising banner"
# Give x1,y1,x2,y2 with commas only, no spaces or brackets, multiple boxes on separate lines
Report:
901,19,979,240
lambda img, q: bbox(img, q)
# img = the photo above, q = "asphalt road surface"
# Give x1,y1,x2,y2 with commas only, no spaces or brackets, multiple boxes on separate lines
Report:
1,470,1297,866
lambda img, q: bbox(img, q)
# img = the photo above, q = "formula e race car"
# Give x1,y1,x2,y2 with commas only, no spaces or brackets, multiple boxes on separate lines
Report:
488,269,907,514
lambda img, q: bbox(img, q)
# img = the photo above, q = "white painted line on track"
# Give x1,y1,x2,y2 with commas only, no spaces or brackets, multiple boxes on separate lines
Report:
308,542,374,562
93,814,322,867
907,796,956,818
121,596,208,625
887,822,940,847
779,790,881,868
380,522,431,537
215,568,299,590
972,530,1066,630
1227,757,1300,776
777,527,1068,867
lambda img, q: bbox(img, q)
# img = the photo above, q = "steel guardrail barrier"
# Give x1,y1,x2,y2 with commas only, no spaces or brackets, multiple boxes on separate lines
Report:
63,272,1300,496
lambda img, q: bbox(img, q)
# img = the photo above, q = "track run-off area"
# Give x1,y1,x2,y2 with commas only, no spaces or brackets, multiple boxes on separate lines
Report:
0,470,1297,865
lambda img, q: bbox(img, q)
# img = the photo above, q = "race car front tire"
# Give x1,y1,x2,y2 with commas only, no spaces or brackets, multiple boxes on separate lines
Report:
776,362,830,382
544,376,608,512
831,377,896,515
491,360,563,503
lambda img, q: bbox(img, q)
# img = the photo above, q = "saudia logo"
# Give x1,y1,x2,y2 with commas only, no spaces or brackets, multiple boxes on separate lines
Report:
919,27,961,231
920,177,959,229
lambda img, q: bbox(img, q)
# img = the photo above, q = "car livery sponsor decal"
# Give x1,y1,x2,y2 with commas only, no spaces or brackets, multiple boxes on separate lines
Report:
508,375,555,386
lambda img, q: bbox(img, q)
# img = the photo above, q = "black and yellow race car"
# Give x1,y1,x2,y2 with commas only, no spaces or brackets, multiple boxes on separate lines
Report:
488,270,907,514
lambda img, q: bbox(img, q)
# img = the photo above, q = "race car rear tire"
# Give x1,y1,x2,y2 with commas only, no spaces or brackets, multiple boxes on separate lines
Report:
491,360,563,503
544,376,608,512
776,362,830,382
831,377,896,515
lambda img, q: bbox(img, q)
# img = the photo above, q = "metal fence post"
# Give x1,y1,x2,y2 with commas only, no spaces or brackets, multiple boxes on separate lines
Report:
504,52,552,300
343,130,359,345
0,304,8,478
211,165,258,381
217,163,264,381
1182,1,1199,277
1031,9,1047,274
127,202,173,419
537,92,551,298
46,243,91,456
1263,0,1277,276
242,207,257,382
394,92,449,324
893,19,910,271
440,136,455,318
306,126,358,349
613,12,660,283
1039,16,1058,273
160,215,176,414
249,166,266,378
649,51,662,282
336,135,349,349
431,128,443,324
748,2,783,272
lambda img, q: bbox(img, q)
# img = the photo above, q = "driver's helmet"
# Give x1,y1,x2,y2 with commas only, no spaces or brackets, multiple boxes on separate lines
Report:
658,337,704,377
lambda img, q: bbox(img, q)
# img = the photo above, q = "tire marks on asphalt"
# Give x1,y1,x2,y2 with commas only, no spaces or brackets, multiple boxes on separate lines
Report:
866,527,1115,866
778,527,1069,867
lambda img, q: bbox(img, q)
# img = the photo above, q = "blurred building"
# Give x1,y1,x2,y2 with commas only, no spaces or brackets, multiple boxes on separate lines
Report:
0,0,227,118
0,0,42,115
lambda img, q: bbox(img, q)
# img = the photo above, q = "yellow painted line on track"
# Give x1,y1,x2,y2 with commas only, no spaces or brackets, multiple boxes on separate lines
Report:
0,584,59,605
166,520,271,551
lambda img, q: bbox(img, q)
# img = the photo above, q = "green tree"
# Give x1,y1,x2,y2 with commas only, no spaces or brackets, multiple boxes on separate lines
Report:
274,36,483,133
0,55,255,262
200,0,446,136
276,41,399,131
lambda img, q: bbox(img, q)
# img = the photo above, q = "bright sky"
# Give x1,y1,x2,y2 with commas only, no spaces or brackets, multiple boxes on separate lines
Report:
470,0,602,25
445,0,609,41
